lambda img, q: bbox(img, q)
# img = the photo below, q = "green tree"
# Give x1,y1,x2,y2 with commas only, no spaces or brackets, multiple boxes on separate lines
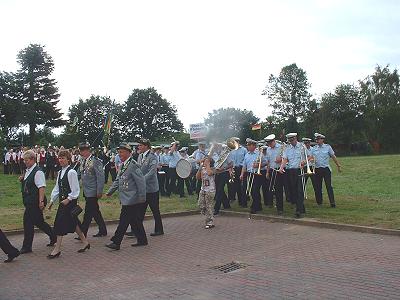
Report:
204,107,259,142
36,127,57,147
0,71,22,142
67,95,122,148
16,44,64,145
120,88,183,141
262,63,312,133
302,99,322,138
262,115,287,141
359,65,400,153
319,84,364,151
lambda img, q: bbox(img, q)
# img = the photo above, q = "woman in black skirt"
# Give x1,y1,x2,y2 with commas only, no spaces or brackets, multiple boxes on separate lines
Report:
48,150,90,259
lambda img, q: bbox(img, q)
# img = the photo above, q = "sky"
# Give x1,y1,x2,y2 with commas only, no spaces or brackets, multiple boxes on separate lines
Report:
1,0,400,132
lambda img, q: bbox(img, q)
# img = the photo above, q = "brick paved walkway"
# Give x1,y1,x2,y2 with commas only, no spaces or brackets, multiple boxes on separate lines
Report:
1,215,400,300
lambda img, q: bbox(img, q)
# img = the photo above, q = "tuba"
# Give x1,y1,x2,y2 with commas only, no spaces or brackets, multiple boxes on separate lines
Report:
215,138,239,169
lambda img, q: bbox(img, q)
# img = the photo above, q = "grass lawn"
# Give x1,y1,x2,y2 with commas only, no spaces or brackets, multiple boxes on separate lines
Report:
1,154,399,230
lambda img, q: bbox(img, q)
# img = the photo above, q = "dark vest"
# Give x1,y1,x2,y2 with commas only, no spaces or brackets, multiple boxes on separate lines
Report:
58,166,72,201
22,166,40,207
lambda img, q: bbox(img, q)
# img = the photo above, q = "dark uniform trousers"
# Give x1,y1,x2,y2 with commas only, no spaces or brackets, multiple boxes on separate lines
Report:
167,168,184,197
135,192,164,234
314,167,335,205
258,170,270,206
184,176,193,195
111,203,147,246
283,172,291,203
304,167,318,204
214,171,231,213
229,166,243,203
266,169,284,212
286,169,305,214
0,229,19,256
240,173,250,207
250,172,263,212
158,166,168,196
81,196,107,236
22,205,56,250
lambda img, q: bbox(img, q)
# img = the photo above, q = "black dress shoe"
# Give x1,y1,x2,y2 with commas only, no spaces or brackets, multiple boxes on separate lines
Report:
4,250,20,263
330,203,336,208
93,233,107,237
105,243,120,250
131,242,148,247
295,212,302,218
125,231,135,237
78,243,91,253
250,210,256,214
150,232,164,237
47,252,61,259
20,248,32,254
74,237,81,241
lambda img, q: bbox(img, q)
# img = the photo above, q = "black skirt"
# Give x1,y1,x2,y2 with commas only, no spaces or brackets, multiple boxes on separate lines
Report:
54,199,80,236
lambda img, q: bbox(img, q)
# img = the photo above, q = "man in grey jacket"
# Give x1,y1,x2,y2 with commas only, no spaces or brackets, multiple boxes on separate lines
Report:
136,139,164,236
105,143,147,250
79,142,107,238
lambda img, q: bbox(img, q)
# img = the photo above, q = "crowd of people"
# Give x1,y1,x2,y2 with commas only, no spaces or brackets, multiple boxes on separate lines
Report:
0,131,341,263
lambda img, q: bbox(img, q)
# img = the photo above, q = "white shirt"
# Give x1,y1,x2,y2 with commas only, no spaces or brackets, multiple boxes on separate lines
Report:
5,152,11,162
24,163,46,188
50,165,80,203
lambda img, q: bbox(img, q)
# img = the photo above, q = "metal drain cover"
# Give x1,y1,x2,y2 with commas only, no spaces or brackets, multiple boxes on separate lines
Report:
212,262,248,273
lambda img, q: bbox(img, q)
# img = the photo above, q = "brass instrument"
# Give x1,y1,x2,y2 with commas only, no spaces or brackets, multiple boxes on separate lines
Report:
245,144,264,197
229,167,235,183
215,138,239,169
299,143,313,200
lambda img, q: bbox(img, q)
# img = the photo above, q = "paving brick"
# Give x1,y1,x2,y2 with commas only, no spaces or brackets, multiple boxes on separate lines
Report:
1,215,400,299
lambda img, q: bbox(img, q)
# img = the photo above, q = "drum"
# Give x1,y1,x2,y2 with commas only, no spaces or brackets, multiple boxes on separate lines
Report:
176,158,193,178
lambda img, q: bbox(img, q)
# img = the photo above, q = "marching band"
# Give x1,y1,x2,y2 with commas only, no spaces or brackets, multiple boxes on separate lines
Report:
1,131,341,262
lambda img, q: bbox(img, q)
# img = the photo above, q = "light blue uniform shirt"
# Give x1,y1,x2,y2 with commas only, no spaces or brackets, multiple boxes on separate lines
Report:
282,142,303,169
243,150,266,173
311,144,335,168
266,143,281,169
230,146,247,167
168,151,181,168
194,149,207,169
160,153,170,166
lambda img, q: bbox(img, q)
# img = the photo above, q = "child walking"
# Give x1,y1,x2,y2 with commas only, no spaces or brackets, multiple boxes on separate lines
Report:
196,157,216,229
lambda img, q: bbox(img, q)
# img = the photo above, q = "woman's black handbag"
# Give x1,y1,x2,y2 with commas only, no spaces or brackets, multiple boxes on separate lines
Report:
70,204,83,218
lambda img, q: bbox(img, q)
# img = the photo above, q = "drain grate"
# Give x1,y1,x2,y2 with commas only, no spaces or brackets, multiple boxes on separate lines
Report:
212,261,248,273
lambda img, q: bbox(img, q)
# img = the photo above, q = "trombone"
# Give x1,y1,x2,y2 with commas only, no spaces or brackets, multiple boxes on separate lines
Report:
299,143,313,200
245,144,264,197
268,141,287,192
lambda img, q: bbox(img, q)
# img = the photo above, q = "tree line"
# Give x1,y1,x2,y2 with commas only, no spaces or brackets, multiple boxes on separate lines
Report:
1,44,399,154
0,44,183,149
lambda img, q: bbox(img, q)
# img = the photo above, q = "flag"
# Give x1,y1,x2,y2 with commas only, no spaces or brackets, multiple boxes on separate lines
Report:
251,124,261,131
103,114,112,135
71,116,79,133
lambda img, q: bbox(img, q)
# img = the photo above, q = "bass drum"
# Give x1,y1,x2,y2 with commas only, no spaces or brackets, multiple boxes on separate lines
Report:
176,158,193,179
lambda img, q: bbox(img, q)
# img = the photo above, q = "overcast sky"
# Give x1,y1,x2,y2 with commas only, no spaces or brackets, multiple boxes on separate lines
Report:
1,0,399,131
